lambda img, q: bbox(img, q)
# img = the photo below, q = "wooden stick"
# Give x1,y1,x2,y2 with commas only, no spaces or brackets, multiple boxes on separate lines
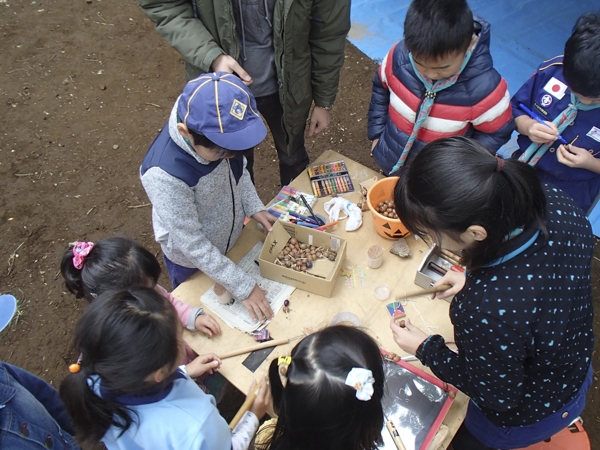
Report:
218,338,290,360
439,248,462,265
396,284,452,301
386,420,407,450
229,378,263,430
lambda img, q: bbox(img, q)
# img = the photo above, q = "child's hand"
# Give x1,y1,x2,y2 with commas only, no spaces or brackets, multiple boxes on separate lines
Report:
557,144,596,170
243,285,274,323
186,353,221,379
252,211,277,234
526,120,559,144
195,314,221,338
432,270,466,300
390,318,429,355
249,377,271,420
516,115,559,144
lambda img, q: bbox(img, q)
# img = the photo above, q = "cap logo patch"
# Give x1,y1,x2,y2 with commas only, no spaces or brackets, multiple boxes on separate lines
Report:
230,99,247,120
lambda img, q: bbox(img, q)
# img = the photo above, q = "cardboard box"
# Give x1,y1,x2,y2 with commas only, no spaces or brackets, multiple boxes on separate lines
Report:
414,244,455,289
259,221,347,297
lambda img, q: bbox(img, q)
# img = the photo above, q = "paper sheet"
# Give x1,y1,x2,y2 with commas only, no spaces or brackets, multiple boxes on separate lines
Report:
200,242,296,333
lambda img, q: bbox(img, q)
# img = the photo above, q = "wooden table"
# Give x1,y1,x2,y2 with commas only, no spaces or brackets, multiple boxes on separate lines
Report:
174,150,467,448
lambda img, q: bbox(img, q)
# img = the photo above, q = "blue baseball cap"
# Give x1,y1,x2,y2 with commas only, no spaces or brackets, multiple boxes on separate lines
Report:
178,72,267,151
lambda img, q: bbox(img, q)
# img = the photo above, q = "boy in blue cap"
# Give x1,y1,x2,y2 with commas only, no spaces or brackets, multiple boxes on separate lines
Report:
141,72,276,322
511,13,600,213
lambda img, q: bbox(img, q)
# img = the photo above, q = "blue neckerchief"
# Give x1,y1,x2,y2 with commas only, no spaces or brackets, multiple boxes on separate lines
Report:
100,369,186,406
520,93,600,166
482,230,540,268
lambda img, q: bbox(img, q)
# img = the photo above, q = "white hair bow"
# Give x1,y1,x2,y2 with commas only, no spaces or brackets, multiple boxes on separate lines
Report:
345,367,375,401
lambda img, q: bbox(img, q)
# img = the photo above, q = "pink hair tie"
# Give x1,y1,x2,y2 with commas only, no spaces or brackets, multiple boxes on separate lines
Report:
72,241,95,270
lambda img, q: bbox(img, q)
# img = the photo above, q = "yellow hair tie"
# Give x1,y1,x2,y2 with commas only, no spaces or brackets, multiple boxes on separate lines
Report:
277,356,292,366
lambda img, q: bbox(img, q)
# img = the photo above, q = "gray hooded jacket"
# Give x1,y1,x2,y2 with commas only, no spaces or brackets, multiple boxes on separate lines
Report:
140,102,266,300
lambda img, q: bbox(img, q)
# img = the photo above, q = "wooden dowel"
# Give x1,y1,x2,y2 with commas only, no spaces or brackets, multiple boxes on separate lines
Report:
229,378,263,430
386,420,407,450
439,248,462,265
396,284,452,300
218,338,290,360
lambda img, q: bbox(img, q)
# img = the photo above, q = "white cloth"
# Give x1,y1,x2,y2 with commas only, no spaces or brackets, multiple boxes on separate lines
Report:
323,197,363,231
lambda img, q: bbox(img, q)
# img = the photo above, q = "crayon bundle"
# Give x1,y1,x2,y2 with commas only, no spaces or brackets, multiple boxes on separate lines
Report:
307,160,354,197
267,186,317,223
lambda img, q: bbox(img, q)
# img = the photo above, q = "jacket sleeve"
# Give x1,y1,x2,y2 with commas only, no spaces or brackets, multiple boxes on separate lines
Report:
2,363,75,435
469,75,515,152
138,0,224,72
142,168,256,301
308,0,351,107
239,159,266,218
367,46,394,141
417,312,527,413
155,284,203,330
368,69,391,141
511,70,540,120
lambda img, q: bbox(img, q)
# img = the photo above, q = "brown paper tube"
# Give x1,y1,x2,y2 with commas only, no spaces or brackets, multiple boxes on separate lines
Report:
229,378,263,430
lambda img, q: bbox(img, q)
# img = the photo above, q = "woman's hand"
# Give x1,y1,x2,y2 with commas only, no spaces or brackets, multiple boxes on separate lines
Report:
308,106,331,137
432,270,466,300
185,353,221,378
194,314,221,338
249,376,271,419
210,54,252,85
390,318,429,355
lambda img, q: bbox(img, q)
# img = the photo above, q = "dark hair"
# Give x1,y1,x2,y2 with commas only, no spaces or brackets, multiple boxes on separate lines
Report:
61,236,161,301
259,325,384,450
59,288,180,446
563,13,600,98
394,137,547,270
404,0,474,60
188,128,237,159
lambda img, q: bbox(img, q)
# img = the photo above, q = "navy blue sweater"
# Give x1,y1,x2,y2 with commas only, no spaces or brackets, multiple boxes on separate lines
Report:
417,185,594,427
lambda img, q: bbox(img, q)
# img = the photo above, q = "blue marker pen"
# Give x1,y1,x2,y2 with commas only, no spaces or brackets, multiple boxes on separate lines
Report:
518,103,568,146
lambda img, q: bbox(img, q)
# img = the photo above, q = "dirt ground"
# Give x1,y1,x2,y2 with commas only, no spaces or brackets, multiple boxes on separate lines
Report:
0,0,598,448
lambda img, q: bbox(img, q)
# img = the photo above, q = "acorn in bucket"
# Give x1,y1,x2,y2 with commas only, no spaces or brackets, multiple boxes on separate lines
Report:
366,176,409,240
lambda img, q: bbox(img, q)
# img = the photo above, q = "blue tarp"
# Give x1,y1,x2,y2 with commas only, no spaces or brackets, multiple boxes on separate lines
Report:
348,0,600,235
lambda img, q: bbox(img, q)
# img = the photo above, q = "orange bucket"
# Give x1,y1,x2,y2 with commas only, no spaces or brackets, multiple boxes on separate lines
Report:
366,176,410,240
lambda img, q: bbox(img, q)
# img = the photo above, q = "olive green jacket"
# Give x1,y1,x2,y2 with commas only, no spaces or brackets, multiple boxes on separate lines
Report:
139,0,351,152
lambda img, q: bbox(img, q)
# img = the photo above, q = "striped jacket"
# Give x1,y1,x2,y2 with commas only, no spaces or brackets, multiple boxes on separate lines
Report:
368,17,514,175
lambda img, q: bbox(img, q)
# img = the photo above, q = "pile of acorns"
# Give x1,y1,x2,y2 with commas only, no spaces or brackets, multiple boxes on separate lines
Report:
375,199,399,219
274,237,337,272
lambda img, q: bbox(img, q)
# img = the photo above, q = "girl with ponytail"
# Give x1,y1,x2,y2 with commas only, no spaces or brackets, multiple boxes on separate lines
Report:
59,288,269,449
390,137,594,449
256,325,385,450
60,236,221,365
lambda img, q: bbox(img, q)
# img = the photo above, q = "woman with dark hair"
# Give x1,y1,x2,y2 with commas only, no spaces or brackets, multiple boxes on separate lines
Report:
256,325,385,450
390,136,594,449
59,288,269,449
